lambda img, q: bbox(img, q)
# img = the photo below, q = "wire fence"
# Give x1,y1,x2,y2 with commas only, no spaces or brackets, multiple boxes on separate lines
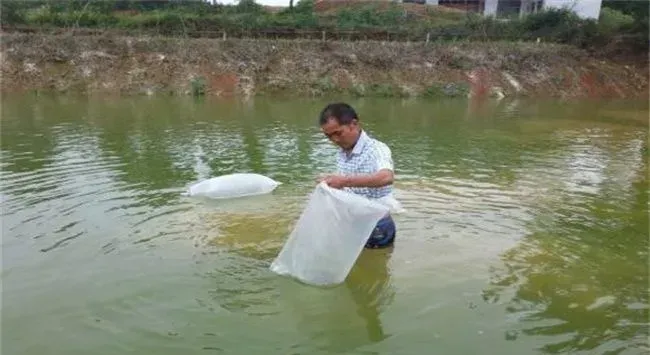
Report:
0,24,508,43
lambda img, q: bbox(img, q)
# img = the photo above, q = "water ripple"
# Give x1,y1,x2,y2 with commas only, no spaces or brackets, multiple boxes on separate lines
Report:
40,231,84,253
1,96,647,355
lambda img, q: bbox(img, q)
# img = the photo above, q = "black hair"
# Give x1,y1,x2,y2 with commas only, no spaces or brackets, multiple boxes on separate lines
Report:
318,102,359,125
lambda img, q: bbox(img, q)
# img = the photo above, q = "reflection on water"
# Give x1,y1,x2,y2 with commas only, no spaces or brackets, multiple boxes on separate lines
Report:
1,94,648,355
483,153,649,354
344,248,395,344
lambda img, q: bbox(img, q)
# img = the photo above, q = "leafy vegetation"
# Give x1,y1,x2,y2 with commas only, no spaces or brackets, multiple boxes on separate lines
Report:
1,0,647,52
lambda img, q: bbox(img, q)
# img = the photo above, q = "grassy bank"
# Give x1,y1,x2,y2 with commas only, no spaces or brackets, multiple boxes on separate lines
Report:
1,33,647,99
2,0,648,55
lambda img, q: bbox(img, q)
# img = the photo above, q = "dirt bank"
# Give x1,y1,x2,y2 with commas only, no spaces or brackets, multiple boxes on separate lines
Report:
1,33,647,99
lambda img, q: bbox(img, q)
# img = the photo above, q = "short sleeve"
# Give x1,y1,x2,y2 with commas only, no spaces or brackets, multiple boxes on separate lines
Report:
373,143,394,172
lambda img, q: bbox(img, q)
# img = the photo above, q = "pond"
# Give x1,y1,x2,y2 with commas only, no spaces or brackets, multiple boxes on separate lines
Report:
2,94,648,355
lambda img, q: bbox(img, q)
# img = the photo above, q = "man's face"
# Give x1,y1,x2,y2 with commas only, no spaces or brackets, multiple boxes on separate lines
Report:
321,117,359,150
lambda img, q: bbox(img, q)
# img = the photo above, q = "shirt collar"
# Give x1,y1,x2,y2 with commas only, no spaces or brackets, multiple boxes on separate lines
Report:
342,130,369,157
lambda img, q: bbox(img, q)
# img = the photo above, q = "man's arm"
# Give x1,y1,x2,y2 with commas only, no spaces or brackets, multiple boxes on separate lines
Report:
339,169,393,188
322,143,394,189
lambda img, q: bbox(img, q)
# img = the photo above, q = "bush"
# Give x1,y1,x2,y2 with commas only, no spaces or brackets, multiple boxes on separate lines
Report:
521,8,585,43
599,7,635,35
1,0,26,25
458,8,641,50
234,0,265,14
333,3,406,31
292,0,316,14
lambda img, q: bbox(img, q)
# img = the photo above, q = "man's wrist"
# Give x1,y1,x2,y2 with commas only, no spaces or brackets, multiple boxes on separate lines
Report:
342,175,353,187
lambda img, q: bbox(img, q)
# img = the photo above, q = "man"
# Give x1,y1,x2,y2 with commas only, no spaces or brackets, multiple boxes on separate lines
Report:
317,102,397,249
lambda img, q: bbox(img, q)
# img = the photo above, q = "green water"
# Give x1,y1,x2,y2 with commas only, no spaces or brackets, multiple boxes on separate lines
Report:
1,94,648,355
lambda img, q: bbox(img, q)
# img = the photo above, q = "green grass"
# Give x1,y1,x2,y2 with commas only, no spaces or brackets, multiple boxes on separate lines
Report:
1,0,646,52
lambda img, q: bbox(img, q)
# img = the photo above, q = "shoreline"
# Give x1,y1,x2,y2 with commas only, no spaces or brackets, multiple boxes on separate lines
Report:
1,33,648,100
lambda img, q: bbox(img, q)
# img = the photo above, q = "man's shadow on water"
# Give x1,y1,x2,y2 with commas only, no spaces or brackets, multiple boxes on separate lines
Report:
343,247,395,344
285,247,396,353
203,227,396,352
287,247,396,353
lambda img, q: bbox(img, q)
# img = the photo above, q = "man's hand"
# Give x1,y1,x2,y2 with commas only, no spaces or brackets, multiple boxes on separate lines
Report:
317,169,393,189
317,174,349,189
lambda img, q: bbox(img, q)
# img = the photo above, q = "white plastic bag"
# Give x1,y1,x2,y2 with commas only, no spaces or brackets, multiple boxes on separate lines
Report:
376,194,406,214
269,182,390,286
185,173,281,199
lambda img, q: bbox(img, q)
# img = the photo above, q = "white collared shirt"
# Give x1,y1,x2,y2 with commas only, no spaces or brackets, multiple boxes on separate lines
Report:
336,130,394,199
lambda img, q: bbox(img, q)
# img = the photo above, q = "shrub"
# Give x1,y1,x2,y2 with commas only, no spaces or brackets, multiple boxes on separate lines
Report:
599,7,635,35
1,0,26,25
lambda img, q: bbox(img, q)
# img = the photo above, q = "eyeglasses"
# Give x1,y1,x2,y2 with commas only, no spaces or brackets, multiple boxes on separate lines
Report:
324,129,343,140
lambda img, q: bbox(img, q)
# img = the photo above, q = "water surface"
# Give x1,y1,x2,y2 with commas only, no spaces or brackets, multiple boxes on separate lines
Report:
2,94,648,354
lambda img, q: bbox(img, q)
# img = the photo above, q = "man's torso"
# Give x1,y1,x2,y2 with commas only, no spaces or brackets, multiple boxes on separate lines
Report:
336,130,393,199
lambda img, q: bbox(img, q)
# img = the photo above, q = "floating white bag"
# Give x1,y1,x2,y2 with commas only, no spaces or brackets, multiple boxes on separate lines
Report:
269,182,390,286
186,173,281,199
